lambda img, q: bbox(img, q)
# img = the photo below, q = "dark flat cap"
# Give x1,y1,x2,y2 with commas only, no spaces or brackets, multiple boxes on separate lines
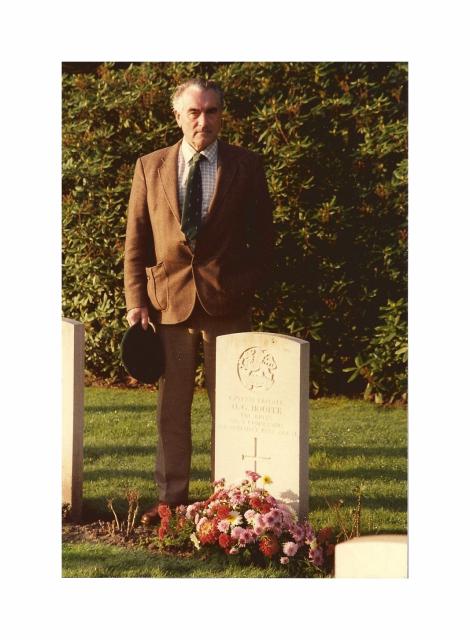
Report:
120,322,165,384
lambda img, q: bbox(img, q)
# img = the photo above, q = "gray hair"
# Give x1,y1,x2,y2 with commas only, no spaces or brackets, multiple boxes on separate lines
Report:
171,78,224,112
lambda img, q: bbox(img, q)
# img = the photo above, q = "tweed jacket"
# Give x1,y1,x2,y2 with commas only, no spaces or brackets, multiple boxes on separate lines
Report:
124,138,274,324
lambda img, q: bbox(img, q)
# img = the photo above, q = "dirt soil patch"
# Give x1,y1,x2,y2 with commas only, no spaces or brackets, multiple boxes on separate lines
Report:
62,521,195,557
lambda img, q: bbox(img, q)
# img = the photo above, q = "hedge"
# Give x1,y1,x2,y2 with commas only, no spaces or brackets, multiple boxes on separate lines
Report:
62,62,407,401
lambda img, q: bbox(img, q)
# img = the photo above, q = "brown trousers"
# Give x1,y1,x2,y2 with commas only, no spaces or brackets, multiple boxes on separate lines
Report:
155,300,251,505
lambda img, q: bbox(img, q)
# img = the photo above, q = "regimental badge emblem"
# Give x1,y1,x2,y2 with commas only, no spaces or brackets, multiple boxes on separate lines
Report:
237,347,278,391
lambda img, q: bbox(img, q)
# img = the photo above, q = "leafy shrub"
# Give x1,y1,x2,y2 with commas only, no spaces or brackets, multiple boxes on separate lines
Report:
344,299,407,403
62,62,407,399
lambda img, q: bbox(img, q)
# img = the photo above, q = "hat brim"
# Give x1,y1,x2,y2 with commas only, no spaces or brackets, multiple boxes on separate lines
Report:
120,323,165,384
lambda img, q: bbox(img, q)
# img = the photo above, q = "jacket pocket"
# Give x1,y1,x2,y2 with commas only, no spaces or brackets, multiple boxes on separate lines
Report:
145,262,169,310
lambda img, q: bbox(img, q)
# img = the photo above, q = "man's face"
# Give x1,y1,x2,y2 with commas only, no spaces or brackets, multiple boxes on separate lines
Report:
175,87,222,151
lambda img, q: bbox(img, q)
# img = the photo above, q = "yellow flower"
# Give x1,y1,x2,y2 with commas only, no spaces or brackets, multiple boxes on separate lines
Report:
262,475,273,485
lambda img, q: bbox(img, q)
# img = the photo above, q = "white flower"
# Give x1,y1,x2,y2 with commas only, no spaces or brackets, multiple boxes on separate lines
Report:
282,541,299,557
244,509,256,524
190,533,201,550
226,511,243,527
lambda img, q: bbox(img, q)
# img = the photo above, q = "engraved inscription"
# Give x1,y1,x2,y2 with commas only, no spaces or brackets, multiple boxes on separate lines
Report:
237,346,277,391
217,395,297,438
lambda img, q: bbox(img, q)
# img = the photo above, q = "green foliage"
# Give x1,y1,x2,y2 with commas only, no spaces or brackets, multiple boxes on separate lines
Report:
62,62,407,399
344,298,407,403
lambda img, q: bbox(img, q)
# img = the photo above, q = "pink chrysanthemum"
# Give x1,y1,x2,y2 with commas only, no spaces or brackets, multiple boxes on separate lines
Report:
252,514,265,535
282,541,299,557
243,529,257,544
238,529,256,546
263,511,277,528
186,504,198,520
231,526,245,540
278,502,296,519
304,522,315,544
309,546,324,567
280,556,289,565
264,508,282,528
290,524,305,543
245,470,261,483
217,519,230,533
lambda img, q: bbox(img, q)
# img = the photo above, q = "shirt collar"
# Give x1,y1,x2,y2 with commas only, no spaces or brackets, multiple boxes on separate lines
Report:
181,138,218,165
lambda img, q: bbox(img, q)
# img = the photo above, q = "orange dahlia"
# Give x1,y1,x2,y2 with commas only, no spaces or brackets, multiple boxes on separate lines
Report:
218,533,231,549
198,518,219,545
217,505,231,519
157,503,172,519
259,533,280,557
317,527,333,544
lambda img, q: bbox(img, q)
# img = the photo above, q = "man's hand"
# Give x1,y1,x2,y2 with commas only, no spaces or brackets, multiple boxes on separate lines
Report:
127,306,149,330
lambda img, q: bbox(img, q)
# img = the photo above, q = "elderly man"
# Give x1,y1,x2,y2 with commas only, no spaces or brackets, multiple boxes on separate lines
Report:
124,78,274,523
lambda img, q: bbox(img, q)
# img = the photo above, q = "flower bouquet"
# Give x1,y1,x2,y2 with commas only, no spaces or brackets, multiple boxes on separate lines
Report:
159,471,335,575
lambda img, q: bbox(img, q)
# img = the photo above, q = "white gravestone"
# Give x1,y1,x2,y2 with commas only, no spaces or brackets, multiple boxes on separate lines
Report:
334,535,408,578
62,318,84,521
214,332,310,519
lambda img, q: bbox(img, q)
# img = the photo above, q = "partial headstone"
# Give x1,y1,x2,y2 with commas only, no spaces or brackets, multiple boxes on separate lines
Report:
214,332,310,519
334,535,408,578
62,318,84,522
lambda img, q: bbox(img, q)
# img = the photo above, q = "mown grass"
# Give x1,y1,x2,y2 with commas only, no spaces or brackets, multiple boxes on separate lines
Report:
62,542,307,578
62,387,407,578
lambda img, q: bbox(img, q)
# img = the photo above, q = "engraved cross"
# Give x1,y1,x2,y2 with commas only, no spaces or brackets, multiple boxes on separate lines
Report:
241,437,271,473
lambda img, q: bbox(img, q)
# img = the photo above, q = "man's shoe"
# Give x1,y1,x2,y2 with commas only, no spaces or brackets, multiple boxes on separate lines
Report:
140,503,165,526
140,501,187,525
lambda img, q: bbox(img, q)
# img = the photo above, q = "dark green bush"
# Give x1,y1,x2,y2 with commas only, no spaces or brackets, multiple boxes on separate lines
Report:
62,62,407,401
343,298,407,403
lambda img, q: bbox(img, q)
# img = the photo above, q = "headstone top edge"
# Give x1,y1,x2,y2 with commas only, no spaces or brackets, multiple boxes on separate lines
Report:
62,317,84,327
337,535,408,546
216,331,309,346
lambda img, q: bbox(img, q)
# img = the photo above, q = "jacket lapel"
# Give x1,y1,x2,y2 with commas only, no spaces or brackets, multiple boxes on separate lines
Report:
205,140,238,223
158,140,182,223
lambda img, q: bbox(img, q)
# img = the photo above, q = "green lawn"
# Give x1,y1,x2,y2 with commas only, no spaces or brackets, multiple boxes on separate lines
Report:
62,387,407,578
